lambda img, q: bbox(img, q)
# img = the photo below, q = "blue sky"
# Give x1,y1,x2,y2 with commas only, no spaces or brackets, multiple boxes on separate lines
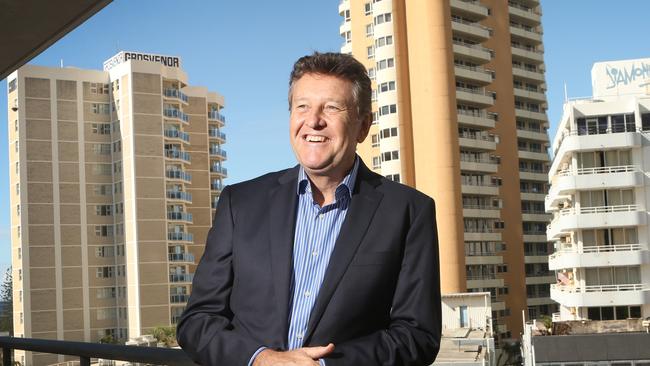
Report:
1,0,650,273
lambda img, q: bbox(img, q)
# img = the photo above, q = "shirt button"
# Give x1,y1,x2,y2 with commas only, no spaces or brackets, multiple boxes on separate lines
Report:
297,333,303,339
304,290,311,297
318,214,324,219
312,251,318,257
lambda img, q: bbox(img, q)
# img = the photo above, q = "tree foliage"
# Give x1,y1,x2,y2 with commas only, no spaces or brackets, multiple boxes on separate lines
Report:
149,326,177,347
0,267,13,335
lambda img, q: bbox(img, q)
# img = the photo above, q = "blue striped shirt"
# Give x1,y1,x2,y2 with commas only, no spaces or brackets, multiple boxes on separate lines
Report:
287,157,359,350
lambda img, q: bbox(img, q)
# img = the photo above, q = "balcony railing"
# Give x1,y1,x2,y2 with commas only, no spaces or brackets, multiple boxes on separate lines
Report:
168,232,193,242
463,204,499,210
211,180,224,191
170,294,191,303
169,273,194,283
556,127,640,148
558,204,639,216
459,131,496,141
166,191,192,202
165,149,191,163
211,164,228,175
557,165,637,177
163,88,189,103
169,252,195,263
166,169,192,182
0,336,194,366
459,155,499,164
212,198,220,209
163,108,189,122
208,111,226,123
452,39,493,54
167,212,193,223
209,128,226,140
550,243,643,259
552,283,645,293
466,274,497,280
457,109,498,120
209,147,227,158
164,129,190,143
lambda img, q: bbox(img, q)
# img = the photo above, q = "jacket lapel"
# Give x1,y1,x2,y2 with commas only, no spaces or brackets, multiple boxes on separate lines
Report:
268,166,299,348
304,163,383,341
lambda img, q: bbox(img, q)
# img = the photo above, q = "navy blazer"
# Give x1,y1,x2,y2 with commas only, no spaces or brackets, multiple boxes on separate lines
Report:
177,161,441,365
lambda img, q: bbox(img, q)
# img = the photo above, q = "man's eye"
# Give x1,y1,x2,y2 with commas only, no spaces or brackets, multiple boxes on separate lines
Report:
325,105,342,112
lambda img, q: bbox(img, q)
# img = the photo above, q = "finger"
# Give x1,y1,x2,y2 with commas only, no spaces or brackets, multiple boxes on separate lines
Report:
302,343,335,359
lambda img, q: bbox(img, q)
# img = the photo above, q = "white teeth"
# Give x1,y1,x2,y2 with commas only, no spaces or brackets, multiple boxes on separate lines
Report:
306,135,326,142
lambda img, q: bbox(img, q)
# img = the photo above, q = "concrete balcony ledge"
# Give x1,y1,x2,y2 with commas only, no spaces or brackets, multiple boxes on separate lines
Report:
510,25,543,43
511,45,544,63
508,5,541,24
512,66,545,82
451,19,491,40
459,136,497,151
457,111,496,128
515,107,548,122
464,231,502,241
460,159,499,173
453,42,492,64
516,128,549,141
454,65,493,84
450,0,489,18
549,166,643,199
461,183,499,196
463,207,501,218
547,205,646,239
514,87,547,102
549,244,649,270
518,149,549,161
456,87,494,107
551,284,650,307
526,275,555,285
467,277,504,288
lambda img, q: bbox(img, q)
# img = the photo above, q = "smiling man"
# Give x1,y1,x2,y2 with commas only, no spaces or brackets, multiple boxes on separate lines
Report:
177,52,441,366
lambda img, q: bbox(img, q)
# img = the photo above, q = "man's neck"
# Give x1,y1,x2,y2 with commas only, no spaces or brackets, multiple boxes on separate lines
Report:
305,158,355,207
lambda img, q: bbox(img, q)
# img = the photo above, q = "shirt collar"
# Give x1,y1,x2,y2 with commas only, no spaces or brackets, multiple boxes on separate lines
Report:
297,156,360,200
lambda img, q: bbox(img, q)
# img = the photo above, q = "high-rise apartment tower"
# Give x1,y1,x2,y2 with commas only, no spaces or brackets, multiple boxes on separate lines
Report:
548,58,650,322
7,51,227,365
339,0,554,342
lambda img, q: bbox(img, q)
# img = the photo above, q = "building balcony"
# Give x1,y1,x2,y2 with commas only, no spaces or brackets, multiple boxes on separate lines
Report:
551,283,650,307
211,180,224,192
456,87,494,107
527,297,554,306
165,169,191,183
451,18,491,41
458,133,497,151
465,255,504,265
169,273,194,283
450,0,489,18
452,41,492,64
463,205,501,219
456,109,496,129
548,165,642,206
164,108,189,123
514,106,547,122
165,149,191,163
209,146,227,160
521,211,551,222
461,183,499,196
454,64,493,85
547,205,646,240
518,149,549,161
166,190,192,203
208,111,226,125
209,128,226,142
509,25,543,43
550,131,641,176
212,197,220,209
170,294,190,303
167,211,193,223
163,88,189,104
508,3,541,24
521,191,546,201
519,168,548,181
210,164,228,177
467,276,504,289
523,232,547,242
525,255,549,264
463,230,502,241
164,129,190,143
168,252,195,264
512,65,545,82
525,274,555,285
460,156,499,173
516,126,549,141
511,45,544,63
549,243,649,270
168,232,193,242
514,86,547,102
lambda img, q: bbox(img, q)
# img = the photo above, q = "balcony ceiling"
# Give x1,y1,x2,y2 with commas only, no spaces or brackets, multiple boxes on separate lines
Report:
0,0,112,80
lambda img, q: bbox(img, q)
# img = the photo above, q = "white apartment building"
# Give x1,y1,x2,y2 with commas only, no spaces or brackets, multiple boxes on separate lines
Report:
547,58,650,322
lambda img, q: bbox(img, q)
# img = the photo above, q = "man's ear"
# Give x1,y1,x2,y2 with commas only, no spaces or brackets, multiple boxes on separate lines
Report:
357,113,372,143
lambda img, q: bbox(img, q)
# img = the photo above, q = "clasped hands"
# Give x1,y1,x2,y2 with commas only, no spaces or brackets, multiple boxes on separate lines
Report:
253,343,335,366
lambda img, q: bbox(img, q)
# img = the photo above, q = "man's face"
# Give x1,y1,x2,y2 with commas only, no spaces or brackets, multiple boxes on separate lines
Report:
289,73,370,178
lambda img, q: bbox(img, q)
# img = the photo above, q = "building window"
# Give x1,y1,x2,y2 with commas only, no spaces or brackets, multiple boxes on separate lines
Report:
113,161,122,174
15,141,18,153
386,174,400,182
17,248,21,259
96,266,114,278
15,183,19,195
90,83,109,95
376,58,395,70
344,9,350,21
364,2,372,15
381,150,399,162
379,104,397,116
92,123,111,134
94,184,112,196
367,46,374,59
371,134,379,147
378,81,396,93
372,156,381,169
18,269,22,280
375,35,393,48
16,205,20,216
380,127,398,139
114,202,124,214
114,182,123,194
92,103,110,114
95,225,114,237
372,111,379,125
14,120,18,132
17,226,20,239
96,246,115,258
95,205,113,216
343,30,352,44
365,23,373,37
93,143,111,155
15,162,19,175
374,13,392,25
92,164,112,176
368,67,375,80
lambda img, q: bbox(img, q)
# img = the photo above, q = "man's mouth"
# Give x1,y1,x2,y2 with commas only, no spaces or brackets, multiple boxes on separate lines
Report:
304,135,327,142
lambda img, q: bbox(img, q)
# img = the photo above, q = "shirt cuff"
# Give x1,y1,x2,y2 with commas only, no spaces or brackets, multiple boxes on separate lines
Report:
319,358,327,366
248,346,267,366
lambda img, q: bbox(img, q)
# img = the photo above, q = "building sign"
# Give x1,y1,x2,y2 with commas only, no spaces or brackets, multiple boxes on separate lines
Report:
103,51,181,71
592,58,650,98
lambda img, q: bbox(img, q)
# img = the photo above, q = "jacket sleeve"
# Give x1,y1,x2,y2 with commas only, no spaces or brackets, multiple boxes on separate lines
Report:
176,186,262,365
323,198,442,366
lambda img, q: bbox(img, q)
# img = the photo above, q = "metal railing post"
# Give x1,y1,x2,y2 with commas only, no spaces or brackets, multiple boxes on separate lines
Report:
2,347,10,366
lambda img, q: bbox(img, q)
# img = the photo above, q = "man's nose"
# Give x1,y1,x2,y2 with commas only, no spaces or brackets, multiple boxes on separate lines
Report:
304,108,325,129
